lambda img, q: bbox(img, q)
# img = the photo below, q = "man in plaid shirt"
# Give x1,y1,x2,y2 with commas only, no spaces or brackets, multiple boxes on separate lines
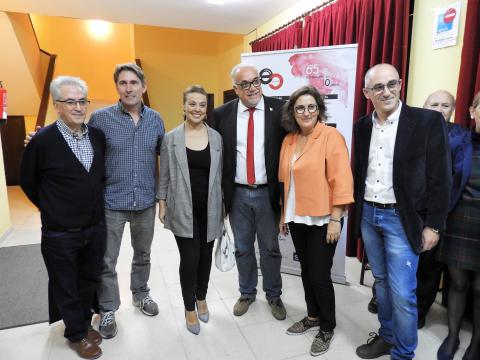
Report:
89,64,165,338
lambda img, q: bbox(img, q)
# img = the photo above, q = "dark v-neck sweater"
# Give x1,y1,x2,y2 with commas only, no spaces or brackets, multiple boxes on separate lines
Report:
20,122,106,231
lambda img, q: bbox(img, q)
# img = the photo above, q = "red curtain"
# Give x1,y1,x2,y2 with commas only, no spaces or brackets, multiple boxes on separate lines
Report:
251,21,303,52
454,0,480,128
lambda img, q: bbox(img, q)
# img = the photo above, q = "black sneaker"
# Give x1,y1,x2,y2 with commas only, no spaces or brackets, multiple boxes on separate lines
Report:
310,330,334,356
367,296,378,314
356,332,393,359
286,317,320,335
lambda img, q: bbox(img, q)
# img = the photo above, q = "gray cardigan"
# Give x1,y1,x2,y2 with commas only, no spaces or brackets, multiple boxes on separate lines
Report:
157,123,223,241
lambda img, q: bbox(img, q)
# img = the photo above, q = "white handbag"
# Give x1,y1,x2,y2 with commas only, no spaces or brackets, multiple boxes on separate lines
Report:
214,216,236,272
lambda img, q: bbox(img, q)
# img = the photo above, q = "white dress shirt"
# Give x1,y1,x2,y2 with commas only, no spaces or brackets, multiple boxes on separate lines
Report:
235,97,267,185
364,101,403,204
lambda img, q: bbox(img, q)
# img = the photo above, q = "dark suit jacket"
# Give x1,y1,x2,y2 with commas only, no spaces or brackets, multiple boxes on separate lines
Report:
352,104,452,254
213,96,286,214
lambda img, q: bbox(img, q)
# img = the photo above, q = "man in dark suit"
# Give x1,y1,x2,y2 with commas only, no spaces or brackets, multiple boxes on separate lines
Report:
214,63,286,320
352,64,451,360
20,76,106,359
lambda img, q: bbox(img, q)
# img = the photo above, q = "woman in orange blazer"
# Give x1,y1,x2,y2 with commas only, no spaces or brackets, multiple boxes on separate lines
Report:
279,86,353,357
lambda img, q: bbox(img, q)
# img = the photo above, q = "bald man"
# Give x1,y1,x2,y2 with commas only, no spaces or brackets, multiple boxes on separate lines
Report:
424,90,455,122
352,64,451,360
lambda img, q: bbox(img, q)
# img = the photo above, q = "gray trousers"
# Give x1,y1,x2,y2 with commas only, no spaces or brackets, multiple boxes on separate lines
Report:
97,205,156,312
229,186,282,300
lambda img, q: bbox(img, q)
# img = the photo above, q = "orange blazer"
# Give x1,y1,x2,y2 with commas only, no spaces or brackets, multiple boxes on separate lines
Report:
278,122,354,217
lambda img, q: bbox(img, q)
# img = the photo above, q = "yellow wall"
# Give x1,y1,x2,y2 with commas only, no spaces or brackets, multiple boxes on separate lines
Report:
0,136,11,239
30,15,135,124
134,25,243,130
406,0,467,107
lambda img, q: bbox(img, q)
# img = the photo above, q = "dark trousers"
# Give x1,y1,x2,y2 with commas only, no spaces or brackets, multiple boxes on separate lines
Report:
288,222,337,331
416,245,444,321
175,213,214,311
41,221,106,342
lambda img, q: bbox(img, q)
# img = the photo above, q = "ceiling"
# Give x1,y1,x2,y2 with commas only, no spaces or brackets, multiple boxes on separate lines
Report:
0,0,298,34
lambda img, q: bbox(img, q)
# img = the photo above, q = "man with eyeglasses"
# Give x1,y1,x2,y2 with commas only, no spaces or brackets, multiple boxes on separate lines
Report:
20,76,106,359
214,63,287,320
352,64,451,360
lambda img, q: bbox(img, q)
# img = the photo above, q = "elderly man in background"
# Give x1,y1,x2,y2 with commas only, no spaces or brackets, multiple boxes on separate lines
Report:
20,76,106,359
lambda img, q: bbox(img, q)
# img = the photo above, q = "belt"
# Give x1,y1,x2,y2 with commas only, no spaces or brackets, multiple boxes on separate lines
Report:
364,200,398,209
235,183,268,189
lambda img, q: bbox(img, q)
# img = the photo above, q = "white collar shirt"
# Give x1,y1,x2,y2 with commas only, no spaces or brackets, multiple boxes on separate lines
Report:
235,97,267,184
364,101,403,204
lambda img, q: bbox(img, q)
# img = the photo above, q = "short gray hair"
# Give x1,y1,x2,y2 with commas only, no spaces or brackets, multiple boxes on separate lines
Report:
113,63,145,85
230,63,259,84
50,76,88,101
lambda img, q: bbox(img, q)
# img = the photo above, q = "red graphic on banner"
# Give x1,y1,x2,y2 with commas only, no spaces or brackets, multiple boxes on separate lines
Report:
289,53,349,107
268,73,284,90
443,8,456,23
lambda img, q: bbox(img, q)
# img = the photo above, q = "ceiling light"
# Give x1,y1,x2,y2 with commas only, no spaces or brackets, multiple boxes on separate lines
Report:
86,20,112,39
207,0,225,4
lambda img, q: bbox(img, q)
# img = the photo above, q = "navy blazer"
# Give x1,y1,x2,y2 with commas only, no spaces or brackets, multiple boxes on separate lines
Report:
447,123,472,211
213,96,286,214
352,104,452,254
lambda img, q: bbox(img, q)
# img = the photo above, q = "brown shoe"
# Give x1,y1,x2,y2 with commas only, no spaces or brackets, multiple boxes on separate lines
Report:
87,327,102,345
69,338,102,359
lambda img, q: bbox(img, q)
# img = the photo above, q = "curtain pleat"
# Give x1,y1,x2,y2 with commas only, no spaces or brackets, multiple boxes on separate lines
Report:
455,0,480,128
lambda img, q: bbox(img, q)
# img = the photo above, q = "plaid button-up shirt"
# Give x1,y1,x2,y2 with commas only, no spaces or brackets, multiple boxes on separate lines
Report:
88,102,165,211
56,119,94,172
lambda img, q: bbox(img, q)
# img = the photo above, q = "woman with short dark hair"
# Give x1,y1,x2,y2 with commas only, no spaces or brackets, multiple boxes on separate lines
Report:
279,85,353,356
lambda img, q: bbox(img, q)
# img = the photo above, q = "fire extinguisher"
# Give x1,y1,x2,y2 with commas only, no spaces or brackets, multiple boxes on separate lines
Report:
0,81,7,123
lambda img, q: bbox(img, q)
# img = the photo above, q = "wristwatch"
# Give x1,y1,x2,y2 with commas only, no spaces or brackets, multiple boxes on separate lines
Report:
429,227,440,234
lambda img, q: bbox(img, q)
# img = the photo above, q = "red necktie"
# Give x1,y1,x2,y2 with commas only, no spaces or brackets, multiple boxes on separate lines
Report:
247,108,256,185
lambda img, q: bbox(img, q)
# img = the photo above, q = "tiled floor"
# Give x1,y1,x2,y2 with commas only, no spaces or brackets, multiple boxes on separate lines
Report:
0,186,472,360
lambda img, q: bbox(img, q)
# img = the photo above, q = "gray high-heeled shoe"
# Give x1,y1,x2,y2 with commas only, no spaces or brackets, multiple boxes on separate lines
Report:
196,301,209,323
185,310,200,335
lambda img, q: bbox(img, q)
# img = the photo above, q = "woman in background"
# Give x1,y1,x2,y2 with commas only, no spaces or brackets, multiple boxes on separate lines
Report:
437,91,480,360
278,86,353,357
158,85,223,335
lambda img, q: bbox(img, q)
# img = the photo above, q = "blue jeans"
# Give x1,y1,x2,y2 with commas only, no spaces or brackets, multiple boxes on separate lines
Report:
361,203,419,360
229,186,282,300
97,206,156,312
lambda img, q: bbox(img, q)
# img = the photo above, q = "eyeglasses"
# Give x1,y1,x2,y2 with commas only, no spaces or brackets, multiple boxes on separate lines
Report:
56,99,90,107
235,78,261,90
294,104,318,114
365,80,401,95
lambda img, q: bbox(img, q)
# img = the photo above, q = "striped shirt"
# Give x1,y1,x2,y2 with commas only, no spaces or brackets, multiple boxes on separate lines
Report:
56,119,94,172
88,102,165,211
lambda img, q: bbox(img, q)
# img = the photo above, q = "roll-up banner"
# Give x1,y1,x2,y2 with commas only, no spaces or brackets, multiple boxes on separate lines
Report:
242,44,358,284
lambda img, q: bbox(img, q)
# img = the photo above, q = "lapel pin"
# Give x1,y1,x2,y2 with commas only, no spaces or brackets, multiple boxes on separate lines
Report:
269,107,273,111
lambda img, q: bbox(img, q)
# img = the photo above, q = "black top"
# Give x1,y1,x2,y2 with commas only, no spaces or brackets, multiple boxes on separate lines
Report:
20,122,106,231
187,144,210,214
